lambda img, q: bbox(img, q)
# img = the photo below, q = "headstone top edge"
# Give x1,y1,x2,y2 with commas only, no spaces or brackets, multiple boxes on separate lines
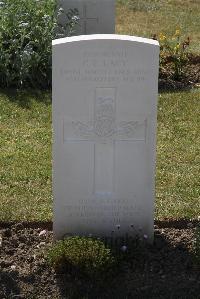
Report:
52,34,160,47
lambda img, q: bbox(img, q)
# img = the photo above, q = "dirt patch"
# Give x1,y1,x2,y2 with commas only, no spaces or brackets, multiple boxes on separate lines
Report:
0,222,200,299
158,54,200,91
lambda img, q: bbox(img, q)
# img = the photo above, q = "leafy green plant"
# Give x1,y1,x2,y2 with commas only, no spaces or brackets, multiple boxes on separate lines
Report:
47,236,115,278
0,0,78,88
156,29,190,79
56,6,79,38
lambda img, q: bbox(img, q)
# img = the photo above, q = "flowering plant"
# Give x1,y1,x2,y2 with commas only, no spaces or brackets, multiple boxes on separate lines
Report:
0,0,78,88
154,29,190,79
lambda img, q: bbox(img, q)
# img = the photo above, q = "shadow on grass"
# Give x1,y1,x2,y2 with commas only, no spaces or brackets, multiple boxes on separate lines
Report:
1,81,198,111
158,80,196,94
0,88,52,109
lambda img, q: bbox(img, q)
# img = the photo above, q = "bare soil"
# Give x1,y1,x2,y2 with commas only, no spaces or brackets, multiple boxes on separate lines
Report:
0,221,200,299
158,54,200,91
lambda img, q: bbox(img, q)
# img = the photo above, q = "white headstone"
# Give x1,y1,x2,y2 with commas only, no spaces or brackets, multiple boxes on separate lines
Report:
53,35,159,242
57,0,115,35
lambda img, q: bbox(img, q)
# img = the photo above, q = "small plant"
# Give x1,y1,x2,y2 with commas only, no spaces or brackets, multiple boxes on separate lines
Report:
155,29,190,79
47,236,115,279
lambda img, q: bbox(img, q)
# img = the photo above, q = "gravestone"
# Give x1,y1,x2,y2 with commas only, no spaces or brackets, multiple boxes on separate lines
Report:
52,35,159,241
57,0,115,35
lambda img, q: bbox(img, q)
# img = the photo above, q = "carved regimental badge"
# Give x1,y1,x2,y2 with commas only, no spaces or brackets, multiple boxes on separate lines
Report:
70,88,147,142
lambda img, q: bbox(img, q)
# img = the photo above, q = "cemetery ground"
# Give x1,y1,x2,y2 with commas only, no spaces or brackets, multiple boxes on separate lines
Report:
116,0,200,54
0,90,199,222
0,90,200,298
0,0,200,298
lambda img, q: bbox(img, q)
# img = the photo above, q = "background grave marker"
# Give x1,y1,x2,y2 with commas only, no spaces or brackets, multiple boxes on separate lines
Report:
57,0,115,35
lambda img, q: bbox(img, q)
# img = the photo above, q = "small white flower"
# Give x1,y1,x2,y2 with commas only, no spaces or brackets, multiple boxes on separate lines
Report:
42,14,50,21
121,245,127,252
58,7,64,13
72,15,80,21
39,230,47,237
19,22,29,27
143,234,148,240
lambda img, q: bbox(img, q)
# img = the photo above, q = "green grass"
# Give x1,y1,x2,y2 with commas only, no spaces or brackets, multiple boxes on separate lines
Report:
156,90,200,219
116,0,200,53
0,90,199,221
0,90,52,221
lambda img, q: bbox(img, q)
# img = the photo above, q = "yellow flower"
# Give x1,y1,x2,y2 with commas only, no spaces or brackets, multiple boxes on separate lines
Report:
175,29,180,37
174,43,180,51
159,33,166,41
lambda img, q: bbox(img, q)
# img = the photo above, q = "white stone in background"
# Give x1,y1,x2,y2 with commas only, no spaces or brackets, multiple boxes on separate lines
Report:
52,34,159,242
57,0,115,35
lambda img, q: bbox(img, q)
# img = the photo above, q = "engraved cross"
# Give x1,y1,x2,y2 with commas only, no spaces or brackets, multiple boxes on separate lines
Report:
64,88,146,199
80,5,98,34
